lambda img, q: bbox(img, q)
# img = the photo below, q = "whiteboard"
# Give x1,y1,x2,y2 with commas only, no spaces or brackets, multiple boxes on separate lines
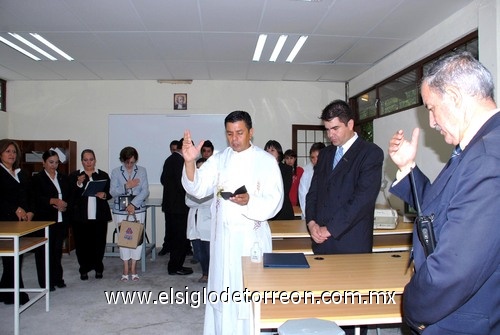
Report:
109,114,227,184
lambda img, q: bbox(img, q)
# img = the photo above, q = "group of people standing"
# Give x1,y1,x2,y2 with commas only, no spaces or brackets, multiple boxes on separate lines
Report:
1,51,497,335
159,139,214,283
0,143,113,304
0,141,152,306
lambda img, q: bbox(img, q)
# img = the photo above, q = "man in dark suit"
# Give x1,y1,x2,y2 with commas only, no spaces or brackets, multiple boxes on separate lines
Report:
161,139,192,275
306,100,383,335
159,140,179,256
306,99,384,255
389,52,499,334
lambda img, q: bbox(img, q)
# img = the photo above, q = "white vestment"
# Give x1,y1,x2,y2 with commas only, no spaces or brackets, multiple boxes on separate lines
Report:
298,162,314,219
185,193,213,241
182,144,283,335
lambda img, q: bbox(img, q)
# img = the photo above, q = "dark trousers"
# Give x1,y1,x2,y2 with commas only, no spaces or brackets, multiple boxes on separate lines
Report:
192,239,210,276
0,256,29,304
161,211,173,251
166,212,189,272
343,326,367,335
72,219,108,275
33,222,67,287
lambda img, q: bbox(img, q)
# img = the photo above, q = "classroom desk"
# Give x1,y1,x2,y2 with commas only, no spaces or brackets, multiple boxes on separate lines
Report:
269,220,413,254
242,252,411,335
106,198,160,272
293,205,302,217
0,221,54,335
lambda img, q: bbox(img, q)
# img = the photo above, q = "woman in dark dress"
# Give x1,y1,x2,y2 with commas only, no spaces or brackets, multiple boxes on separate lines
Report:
31,150,70,291
264,140,295,220
69,149,112,280
0,139,34,305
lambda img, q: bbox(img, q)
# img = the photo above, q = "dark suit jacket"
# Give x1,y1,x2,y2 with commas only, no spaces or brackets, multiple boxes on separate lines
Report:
390,113,500,335
69,169,112,223
271,162,295,220
31,170,70,222
306,137,383,254
161,152,188,214
0,167,33,221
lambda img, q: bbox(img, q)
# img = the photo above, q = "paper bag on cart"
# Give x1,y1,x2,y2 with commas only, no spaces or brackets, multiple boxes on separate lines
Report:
117,215,144,249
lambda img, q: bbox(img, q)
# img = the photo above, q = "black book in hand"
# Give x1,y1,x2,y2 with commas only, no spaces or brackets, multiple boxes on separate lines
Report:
220,185,247,200
82,180,107,197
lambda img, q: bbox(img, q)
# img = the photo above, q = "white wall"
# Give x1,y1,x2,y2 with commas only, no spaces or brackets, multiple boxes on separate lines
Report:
349,1,480,96
6,79,344,246
357,0,500,213
373,106,451,212
0,112,7,138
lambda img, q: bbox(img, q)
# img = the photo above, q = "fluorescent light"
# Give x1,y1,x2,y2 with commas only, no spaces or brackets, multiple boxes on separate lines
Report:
30,33,74,61
9,33,57,61
0,36,41,61
157,80,193,84
253,34,267,61
286,35,308,63
269,35,287,62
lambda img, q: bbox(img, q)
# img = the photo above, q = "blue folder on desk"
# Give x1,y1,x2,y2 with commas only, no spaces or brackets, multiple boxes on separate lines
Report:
263,252,310,268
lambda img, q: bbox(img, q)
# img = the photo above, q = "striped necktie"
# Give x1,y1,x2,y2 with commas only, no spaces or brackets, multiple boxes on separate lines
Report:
446,145,462,169
333,146,343,169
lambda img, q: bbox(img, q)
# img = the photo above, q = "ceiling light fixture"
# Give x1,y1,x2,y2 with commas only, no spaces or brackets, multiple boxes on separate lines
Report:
30,33,74,61
269,35,287,62
286,36,308,62
8,33,57,61
252,34,267,61
0,36,41,61
157,79,193,84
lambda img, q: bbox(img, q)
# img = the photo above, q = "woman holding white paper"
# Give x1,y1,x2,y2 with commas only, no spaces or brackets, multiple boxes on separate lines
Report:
110,146,149,282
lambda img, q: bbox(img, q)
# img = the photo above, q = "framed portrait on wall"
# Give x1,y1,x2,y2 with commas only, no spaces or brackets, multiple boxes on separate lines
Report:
174,93,187,110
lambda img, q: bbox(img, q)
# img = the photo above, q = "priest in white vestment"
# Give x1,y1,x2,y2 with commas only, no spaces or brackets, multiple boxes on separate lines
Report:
181,111,284,335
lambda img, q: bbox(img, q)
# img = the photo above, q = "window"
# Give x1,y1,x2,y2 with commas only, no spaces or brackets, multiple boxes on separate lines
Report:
292,125,329,167
0,79,5,112
379,69,419,115
351,31,478,124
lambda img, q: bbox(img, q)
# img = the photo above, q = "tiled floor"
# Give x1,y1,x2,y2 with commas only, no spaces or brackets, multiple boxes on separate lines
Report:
0,252,410,335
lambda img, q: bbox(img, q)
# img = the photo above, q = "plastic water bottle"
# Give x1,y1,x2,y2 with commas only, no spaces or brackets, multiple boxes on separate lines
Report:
250,242,262,263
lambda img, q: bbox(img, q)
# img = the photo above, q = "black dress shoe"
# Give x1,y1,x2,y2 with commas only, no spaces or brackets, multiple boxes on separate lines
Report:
80,273,89,280
95,272,103,279
158,248,169,256
50,286,56,292
3,293,29,305
55,281,66,288
168,267,193,275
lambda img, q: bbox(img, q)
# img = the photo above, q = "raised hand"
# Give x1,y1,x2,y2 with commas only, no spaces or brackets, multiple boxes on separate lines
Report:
182,130,204,163
388,128,419,171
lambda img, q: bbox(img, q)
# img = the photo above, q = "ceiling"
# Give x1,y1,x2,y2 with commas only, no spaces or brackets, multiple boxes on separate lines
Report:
0,0,474,82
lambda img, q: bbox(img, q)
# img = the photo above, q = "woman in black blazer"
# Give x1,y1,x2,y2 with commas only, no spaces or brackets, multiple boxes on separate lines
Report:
32,150,70,291
69,149,112,280
265,140,295,220
0,139,34,305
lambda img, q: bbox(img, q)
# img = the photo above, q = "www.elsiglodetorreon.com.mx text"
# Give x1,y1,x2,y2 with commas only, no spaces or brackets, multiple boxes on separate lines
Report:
104,286,397,308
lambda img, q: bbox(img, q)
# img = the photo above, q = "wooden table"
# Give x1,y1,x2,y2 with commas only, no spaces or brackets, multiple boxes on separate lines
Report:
270,219,413,253
293,205,302,218
242,252,411,335
0,221,54,335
